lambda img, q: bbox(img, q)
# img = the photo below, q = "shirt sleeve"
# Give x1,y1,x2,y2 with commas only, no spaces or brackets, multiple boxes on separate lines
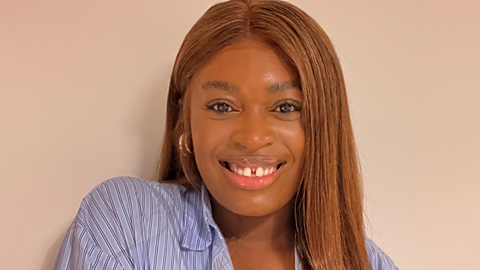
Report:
54,177,160,270
53,204,127,270
365,238,399,270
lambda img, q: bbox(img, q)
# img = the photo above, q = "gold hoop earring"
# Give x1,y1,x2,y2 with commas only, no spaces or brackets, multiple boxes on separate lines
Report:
179,133,193,155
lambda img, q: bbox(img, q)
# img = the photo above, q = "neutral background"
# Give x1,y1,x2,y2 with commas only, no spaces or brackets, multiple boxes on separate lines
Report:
1,0,479,269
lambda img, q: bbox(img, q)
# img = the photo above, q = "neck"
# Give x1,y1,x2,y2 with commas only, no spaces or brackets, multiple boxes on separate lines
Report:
210,197,296,250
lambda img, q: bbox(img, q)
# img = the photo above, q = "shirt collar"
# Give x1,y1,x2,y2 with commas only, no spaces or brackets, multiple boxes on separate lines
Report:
180,184,218,251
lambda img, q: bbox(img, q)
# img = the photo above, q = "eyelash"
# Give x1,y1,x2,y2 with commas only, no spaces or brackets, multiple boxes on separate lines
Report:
274,102,301,113
206,102,235,113
205,101,301,114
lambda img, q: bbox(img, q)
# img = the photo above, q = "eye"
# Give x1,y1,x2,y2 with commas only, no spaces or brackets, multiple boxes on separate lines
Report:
206,102,233,113
274,102,300,113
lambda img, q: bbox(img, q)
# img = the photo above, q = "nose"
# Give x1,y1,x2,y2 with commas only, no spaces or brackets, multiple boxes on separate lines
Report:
229,108,276,152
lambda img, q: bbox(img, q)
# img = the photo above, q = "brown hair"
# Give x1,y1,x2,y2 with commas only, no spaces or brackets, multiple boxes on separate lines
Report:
157,0,370,269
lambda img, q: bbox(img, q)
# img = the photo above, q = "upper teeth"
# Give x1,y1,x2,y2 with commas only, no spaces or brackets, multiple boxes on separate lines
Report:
230,164,278,177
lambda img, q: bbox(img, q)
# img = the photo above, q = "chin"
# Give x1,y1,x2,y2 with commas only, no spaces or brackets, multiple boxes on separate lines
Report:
218,185,294,218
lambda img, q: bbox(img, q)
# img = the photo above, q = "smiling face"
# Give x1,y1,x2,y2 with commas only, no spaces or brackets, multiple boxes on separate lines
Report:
189,40,305,217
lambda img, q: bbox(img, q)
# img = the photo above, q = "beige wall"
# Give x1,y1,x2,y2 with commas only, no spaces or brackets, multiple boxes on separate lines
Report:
1,0,479,269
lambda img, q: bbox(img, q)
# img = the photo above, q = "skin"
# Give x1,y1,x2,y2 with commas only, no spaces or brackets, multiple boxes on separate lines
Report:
189,40,305,269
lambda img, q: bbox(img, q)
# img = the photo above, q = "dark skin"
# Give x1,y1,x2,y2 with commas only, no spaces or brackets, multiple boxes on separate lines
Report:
189,40,305,269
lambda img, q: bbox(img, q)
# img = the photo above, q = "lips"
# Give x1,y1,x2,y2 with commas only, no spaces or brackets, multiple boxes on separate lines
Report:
220,161,285,177
219,156,286,190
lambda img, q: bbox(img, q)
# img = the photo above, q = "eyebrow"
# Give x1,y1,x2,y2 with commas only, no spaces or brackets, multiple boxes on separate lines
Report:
202,81,240,93
267,81,300,93
201,80,300,93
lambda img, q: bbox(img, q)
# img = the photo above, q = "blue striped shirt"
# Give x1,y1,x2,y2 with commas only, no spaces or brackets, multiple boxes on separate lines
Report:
54,176,398,269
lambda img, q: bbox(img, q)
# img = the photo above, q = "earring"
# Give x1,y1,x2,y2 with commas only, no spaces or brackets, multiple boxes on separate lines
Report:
179,133,193,155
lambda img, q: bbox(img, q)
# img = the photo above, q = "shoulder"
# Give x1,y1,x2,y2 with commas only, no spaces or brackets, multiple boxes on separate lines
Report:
76,177,188,254
79,176,188,227
55,177,191,269
365,238,399,270
83,176,186,211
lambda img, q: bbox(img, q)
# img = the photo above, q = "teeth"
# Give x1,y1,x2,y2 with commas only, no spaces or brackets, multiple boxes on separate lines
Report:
256,167,264,177
228,164,281,178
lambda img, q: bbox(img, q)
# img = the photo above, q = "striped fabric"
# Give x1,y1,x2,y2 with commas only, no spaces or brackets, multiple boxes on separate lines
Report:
54,176,398,270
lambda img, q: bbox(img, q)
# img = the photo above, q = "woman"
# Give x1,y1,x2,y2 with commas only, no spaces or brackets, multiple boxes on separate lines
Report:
54,0,398,269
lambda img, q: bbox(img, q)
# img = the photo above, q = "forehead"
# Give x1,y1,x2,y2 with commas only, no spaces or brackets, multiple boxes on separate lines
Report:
191,40,296,87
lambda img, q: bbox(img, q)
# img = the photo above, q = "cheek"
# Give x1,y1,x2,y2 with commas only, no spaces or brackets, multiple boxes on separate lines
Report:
277,123,305,160
190,114,230,165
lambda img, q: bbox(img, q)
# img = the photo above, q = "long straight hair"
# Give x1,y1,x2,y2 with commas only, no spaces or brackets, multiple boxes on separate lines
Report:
157,0,370,269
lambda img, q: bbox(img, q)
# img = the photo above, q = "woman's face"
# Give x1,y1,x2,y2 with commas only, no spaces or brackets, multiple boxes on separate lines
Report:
189,40,305,217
